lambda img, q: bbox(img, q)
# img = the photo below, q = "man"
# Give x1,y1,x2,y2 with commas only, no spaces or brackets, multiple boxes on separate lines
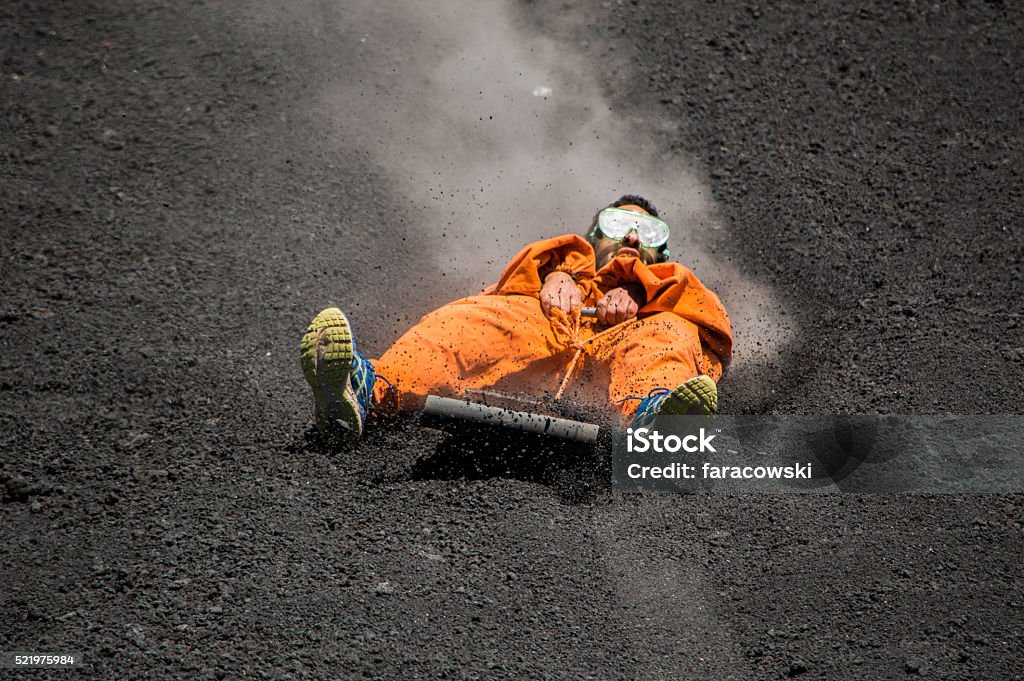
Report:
300,195,732,441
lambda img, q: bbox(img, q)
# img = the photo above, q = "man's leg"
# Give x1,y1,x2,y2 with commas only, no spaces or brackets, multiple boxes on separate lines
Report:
371,294,574,413
592,312,722,419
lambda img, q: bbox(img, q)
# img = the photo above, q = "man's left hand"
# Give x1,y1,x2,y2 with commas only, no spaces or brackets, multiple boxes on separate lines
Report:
596,285,644,326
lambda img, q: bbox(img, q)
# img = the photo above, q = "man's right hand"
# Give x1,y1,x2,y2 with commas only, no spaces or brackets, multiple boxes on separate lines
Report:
540,271,582,318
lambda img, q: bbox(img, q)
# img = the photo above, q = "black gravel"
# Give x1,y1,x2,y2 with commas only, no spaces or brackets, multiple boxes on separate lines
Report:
2,1,1022,679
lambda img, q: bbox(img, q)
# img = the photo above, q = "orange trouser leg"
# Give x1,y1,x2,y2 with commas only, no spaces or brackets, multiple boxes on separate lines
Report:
587,312,713,418
370,295,578,413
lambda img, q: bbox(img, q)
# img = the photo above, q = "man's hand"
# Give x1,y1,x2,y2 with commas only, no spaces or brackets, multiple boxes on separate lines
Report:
540,271,582,318
596,284,645,326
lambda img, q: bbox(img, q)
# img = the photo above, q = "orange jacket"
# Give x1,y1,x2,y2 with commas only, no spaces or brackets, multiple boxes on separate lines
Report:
483,234,733,367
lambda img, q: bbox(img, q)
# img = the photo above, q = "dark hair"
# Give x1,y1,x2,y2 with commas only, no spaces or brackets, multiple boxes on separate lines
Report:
610,194,659,217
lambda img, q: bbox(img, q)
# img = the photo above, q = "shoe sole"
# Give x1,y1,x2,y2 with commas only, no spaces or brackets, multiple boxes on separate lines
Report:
661,375,719,416
299,307,363,440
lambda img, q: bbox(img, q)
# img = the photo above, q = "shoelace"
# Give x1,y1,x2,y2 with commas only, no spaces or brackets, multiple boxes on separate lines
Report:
616,387,671,405
625,387,672,428
358,354,396,418
373,370,395,406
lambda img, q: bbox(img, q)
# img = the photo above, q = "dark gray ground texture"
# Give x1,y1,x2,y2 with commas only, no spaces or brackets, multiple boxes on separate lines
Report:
2,0,1023,678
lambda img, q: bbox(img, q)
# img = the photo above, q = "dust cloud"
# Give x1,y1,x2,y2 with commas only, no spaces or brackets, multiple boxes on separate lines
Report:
280,0,791,369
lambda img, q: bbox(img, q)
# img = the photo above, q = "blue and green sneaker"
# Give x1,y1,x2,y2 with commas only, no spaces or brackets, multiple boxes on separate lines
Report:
299,307,377,440
630,375,718,429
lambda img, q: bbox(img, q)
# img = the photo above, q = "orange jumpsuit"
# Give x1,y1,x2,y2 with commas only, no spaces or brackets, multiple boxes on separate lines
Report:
371,234,732,418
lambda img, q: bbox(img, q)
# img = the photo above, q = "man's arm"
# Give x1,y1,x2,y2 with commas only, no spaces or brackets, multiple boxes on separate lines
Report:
590,258,732,368
487,235,596,298
539,271,582,318
595,282,646,326
540,273,648,326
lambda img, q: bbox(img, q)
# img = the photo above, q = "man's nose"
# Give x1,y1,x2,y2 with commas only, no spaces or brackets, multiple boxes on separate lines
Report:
622,229,640,247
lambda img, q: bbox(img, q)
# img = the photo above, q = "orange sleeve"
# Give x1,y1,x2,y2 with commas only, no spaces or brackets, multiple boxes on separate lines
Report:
594,256,734,367
484,234,596,297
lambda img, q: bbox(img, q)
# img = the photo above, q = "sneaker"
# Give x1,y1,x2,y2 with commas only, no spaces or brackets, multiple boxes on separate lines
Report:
299,307,376,440
630,375,718,429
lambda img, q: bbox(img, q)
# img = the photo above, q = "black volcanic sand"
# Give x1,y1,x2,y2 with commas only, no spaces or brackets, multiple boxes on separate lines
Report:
2,1,1022,678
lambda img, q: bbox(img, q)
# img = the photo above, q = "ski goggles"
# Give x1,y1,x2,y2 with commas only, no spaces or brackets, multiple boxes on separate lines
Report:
594,207,671,248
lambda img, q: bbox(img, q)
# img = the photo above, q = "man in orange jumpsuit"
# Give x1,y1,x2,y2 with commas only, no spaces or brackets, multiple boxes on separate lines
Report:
300,195,732,441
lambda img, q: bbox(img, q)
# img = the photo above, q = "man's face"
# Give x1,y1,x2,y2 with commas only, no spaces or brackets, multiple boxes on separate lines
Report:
592,206,662,269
